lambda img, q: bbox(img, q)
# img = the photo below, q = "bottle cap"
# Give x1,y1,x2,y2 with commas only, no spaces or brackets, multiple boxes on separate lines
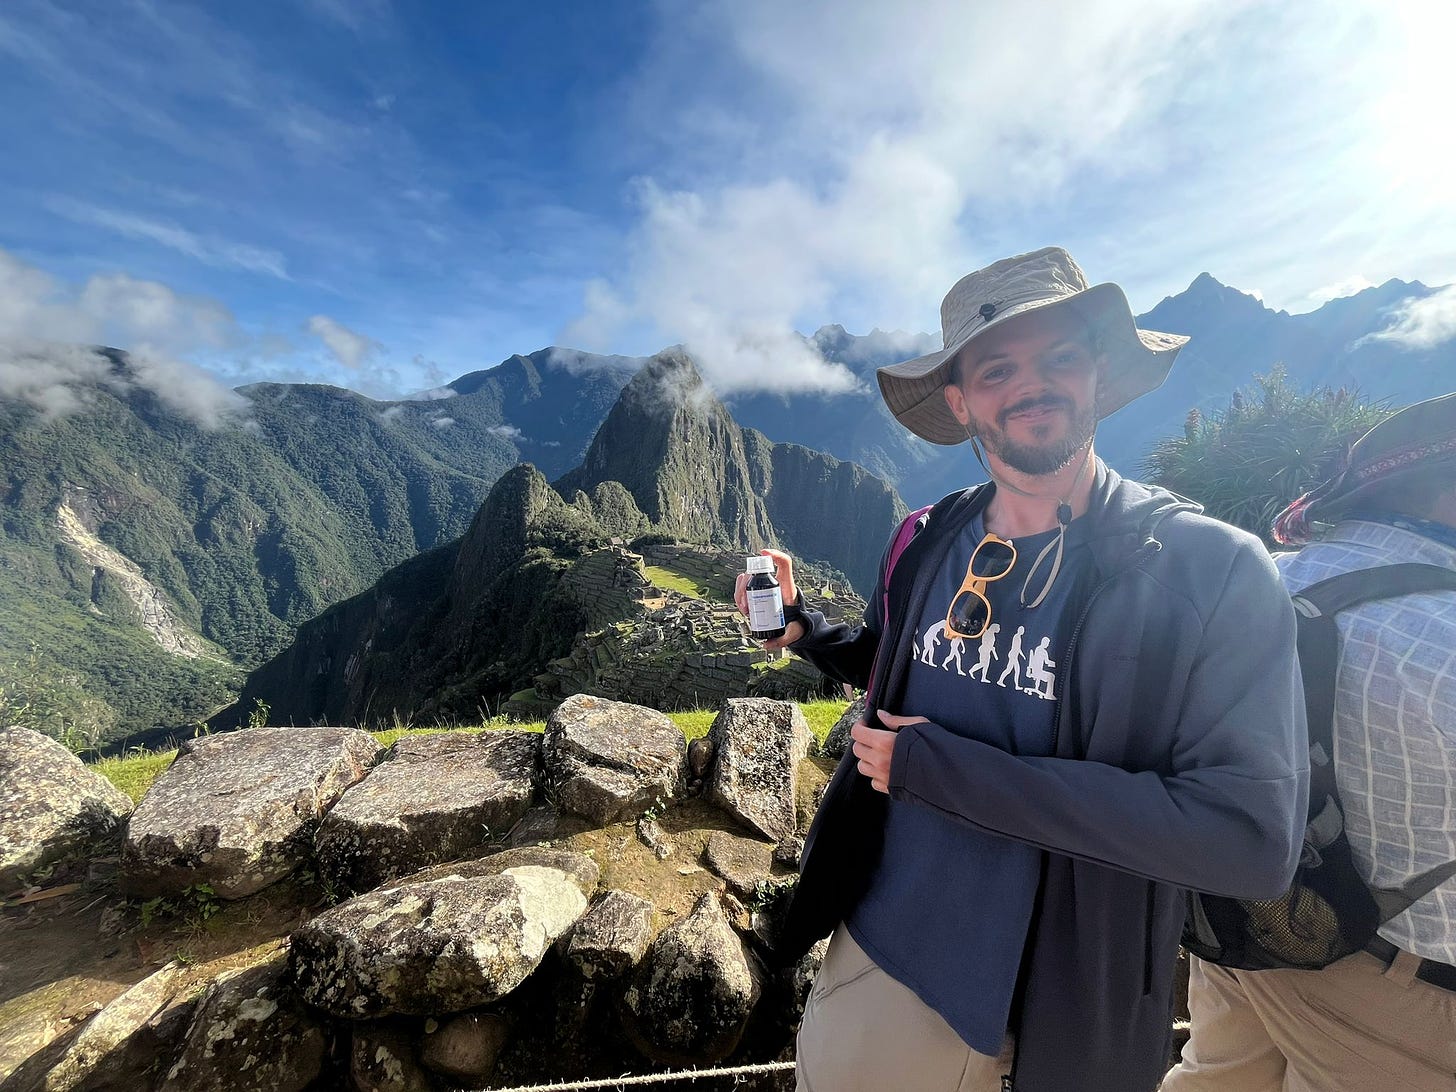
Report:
746,555,774,575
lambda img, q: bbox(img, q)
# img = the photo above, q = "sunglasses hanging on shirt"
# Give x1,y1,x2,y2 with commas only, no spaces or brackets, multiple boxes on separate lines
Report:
945,533,1018,639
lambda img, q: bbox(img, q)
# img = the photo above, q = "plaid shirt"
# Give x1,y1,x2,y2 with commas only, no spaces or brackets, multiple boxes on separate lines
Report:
1276,519,1456,964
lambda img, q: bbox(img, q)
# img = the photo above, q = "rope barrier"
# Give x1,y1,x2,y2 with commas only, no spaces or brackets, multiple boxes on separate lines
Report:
472,1060,796,1091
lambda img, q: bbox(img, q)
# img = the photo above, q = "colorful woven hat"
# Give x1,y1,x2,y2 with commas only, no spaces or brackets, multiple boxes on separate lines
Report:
1273,392,1456,545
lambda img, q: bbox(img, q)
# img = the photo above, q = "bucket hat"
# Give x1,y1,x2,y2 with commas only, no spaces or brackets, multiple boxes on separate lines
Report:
1273,391,1456,544
877,246,1190,445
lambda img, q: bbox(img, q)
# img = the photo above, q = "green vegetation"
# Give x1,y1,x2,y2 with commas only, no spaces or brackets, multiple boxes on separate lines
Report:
799,698,850,741
0,609,239,756
1143,369,1391,545
138,882,222,927
672,709,718,741
642,564,711,599
90,698,853,801
92,749,180,803
0,353,637,747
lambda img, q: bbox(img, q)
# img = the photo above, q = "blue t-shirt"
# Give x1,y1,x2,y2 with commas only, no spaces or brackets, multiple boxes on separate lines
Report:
846,510,1091,1056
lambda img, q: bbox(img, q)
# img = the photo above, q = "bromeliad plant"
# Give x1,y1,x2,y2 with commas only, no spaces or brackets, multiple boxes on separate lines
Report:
1143,369,1391,547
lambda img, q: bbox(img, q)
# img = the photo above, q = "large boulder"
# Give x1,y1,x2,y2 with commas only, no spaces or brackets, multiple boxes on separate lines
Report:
315,730,539,895
822,694,867,760
564,889,655,982
620,891,761,1066
41,962,195,1092
0,727,132,891
350,1023,433,1092
0,1009,71,1089
164,949,326,1092
704,699,812,842
542,695,686,825
419,1013,511,1085
290,848,598,1019
703,830,775,900
121,727,380,899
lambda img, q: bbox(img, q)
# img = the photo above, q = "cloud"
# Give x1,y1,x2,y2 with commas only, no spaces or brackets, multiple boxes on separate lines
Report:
567,0,1243,395
430,416,455,429
541,346,645,376
1362,285,1456,350
0,247,247,426
379,404,405,424
47,198,289,279
0,342,122,419
814,326,939,368
487,423,525,441
1298,275,1377,311
404,386,457,401
303,0,391,33
307,315,382,369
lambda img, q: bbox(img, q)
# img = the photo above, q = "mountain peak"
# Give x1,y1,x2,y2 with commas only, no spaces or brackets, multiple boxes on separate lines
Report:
557,349,774,548
1141,271,1274,331
619,348,716,417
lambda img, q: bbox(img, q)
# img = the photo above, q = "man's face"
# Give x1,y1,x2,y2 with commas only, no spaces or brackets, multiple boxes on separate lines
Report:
943,306,1103,476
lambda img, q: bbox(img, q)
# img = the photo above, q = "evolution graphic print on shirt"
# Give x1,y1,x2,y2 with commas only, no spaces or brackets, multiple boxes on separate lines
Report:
915,616,1060,699
910,513,1090,715
846,508,1094,1056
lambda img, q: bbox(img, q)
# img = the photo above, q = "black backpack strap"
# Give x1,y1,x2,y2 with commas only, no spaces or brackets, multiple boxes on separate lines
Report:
1292,563,1456,773
1292,563,1456,919
1372,860,1456,922
1292,563,1456,616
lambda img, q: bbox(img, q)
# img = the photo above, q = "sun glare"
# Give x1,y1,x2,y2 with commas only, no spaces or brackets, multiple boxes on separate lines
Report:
1371,2,1456,191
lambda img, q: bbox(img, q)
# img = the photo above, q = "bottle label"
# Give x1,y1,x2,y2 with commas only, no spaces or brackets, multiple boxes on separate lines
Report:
746,587,784,631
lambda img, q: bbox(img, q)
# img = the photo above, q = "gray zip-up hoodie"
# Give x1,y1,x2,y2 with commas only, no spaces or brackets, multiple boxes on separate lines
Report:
782,467,1309,1092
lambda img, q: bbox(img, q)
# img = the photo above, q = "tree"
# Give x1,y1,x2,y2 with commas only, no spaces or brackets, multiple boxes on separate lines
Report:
1141,368,1391,546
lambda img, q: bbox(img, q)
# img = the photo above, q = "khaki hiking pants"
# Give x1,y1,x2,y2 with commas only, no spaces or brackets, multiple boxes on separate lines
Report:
795,925,1016,1092
1161,951,1456,1091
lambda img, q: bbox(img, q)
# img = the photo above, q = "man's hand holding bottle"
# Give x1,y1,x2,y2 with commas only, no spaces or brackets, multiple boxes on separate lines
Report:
733,549,806,649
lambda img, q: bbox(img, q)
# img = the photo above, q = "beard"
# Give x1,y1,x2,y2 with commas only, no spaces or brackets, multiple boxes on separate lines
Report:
972,393,1097,476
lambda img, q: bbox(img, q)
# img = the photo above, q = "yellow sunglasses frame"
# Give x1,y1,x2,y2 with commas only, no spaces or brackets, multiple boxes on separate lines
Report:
945,533,1017,640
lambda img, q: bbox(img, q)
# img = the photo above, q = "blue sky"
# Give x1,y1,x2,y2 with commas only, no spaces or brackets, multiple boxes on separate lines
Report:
1,0,1453,408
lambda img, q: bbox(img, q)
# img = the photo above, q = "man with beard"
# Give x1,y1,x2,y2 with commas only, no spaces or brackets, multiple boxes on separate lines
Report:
735,247,1308,1091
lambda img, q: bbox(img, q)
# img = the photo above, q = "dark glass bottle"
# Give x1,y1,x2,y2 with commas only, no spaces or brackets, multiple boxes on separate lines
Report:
745,556,786,640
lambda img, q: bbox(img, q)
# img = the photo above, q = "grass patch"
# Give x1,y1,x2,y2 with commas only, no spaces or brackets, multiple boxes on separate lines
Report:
799,698,852,743
90,698,855,802
92,749,178,803
670,710,718,742
641,564,709,600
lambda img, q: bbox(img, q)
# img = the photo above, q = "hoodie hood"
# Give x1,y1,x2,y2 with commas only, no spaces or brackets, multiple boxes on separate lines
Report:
1082,464,1202,575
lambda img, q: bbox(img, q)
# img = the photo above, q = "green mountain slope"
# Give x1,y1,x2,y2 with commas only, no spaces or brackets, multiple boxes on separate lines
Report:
0,347,639,745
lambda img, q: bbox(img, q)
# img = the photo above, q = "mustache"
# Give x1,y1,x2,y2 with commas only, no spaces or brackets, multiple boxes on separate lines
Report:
998,394,1073,428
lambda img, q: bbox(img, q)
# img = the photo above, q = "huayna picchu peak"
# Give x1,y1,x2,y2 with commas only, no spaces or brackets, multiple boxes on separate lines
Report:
213,351,899,731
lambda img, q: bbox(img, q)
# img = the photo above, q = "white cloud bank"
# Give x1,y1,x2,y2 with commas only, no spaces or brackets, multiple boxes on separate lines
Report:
1365,285,1456,350
566,0,1243,395
0,247,246,426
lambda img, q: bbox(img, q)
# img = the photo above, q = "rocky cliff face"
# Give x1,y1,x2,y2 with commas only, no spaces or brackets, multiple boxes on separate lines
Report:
559,351,779,551
742,430,905,598
560,351,902,594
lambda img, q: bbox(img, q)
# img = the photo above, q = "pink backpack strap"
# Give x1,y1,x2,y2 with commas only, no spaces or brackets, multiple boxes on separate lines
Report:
866,503,934,705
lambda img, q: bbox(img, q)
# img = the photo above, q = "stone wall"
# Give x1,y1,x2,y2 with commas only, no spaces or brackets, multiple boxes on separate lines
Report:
525,543,864,714
0,700,834,1091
